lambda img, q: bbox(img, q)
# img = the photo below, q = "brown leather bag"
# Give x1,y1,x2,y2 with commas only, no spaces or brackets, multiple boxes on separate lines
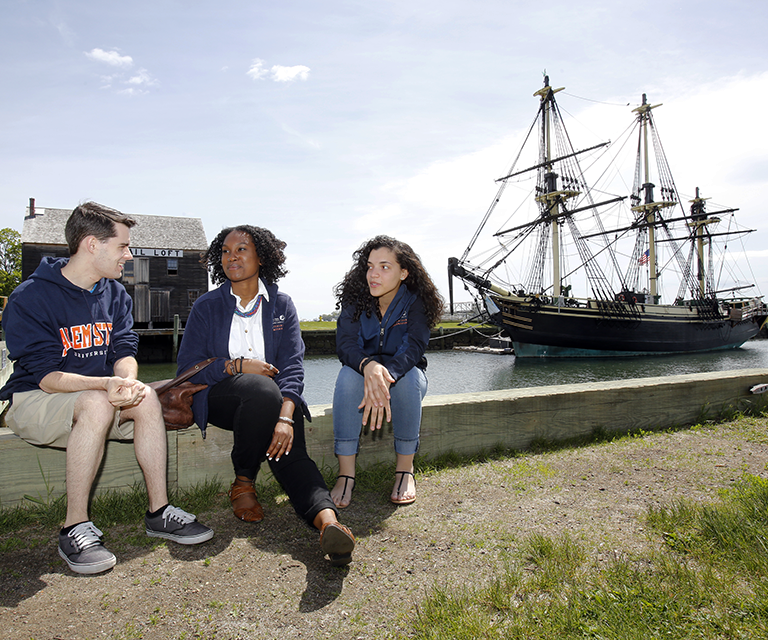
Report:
148,358,217,430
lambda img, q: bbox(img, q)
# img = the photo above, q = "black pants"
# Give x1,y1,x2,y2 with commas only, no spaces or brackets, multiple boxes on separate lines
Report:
207,373,336,528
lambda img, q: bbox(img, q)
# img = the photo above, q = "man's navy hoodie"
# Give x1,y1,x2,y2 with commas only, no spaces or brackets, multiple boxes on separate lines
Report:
0,257,138,400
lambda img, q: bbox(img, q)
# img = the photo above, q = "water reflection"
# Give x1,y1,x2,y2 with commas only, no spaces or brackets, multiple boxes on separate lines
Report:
139,340,768,406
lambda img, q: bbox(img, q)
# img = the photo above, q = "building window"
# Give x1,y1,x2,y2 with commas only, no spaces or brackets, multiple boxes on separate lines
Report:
187,289,200,308
167,258,178,276
123,260,134,284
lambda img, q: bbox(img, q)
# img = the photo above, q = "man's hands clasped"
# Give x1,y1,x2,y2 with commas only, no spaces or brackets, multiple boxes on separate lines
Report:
106,377,148,408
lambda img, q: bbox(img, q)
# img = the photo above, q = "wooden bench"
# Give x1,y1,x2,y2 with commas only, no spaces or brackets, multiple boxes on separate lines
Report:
2,368,767,508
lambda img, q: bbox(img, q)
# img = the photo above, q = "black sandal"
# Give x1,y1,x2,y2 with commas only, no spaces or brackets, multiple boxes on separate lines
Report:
391,470,416,505
334,475,356,509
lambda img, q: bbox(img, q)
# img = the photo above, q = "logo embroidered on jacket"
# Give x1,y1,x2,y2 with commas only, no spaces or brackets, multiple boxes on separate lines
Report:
272,314,285,332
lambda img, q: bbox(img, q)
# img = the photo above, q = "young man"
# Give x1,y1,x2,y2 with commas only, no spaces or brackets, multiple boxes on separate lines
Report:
0,202,213,575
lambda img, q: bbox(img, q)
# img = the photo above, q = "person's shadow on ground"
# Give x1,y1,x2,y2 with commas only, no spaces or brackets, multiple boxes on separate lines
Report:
244,487,398,613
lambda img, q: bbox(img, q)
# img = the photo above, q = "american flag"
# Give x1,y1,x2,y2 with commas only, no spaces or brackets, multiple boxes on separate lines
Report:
639,249,650,265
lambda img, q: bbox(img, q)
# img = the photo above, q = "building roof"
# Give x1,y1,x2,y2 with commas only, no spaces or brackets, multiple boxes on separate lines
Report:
21,206,208,251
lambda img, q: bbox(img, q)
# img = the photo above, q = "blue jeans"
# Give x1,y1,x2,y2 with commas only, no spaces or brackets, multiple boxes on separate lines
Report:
333,365,428,456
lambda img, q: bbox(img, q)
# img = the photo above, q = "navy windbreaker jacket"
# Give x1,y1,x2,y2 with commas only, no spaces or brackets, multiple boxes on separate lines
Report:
335,285,430,381
175,280,308,436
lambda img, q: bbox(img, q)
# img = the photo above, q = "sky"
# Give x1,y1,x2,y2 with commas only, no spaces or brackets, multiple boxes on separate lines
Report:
1,0,767,319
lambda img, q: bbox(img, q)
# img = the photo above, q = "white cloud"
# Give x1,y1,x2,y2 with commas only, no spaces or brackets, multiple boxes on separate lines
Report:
246,59,269,80
85,48,133,68
126,69,158,87
118,71,159,95
271,64,310,83
84,50,158,95
247,58,310,83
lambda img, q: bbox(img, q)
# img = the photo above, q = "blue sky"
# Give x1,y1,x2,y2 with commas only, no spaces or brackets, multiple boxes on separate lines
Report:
1,0,767,318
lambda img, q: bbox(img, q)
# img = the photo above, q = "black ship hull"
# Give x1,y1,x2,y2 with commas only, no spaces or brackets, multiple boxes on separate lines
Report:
492,295,767,358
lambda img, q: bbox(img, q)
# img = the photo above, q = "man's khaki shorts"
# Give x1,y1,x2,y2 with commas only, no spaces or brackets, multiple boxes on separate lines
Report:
6,389,135,449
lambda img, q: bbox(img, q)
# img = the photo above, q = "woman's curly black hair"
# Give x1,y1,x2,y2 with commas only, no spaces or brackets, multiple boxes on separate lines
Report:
202,225,288,286
334,235,444,327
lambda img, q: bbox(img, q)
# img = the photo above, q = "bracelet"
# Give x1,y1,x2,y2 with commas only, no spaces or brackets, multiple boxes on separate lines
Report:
277,416,294,425
226,357,246,375
359,357,373,372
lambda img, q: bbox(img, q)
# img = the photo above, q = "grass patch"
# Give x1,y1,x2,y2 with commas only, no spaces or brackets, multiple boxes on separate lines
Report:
0,478,225,536
0,493,67,534
401,472,768,639
299,321,336,331
648,473,768,577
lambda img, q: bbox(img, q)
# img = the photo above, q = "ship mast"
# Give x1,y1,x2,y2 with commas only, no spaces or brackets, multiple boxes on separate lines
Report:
688,187,719,297
631,94,676,302
534,76,579,298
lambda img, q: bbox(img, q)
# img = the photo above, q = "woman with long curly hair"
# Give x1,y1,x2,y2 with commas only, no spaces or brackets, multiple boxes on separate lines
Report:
331,236,444,508
176,225,355,566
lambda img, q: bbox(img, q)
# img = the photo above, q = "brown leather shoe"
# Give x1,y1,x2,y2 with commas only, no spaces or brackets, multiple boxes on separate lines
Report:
319,521,355,566
228,478,264,523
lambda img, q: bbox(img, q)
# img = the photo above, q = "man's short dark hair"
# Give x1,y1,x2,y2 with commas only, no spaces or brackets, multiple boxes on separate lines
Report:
65,202,137,255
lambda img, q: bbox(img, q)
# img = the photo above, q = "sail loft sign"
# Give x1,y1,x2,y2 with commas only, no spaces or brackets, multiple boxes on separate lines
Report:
131,248,183,258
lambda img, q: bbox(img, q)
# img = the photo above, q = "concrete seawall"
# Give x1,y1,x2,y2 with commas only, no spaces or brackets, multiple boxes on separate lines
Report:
298,326,497,356
134,326,499,361
2,368,766,508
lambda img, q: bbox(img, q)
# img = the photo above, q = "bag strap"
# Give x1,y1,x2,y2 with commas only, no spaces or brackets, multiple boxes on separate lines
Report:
152,357,217,395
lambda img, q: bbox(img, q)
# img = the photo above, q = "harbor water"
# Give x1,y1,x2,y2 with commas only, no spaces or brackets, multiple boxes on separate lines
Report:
139,339,768,406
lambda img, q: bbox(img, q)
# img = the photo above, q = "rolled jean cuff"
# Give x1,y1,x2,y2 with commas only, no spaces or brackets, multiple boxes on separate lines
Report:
394,436,419,456
334,437,361,457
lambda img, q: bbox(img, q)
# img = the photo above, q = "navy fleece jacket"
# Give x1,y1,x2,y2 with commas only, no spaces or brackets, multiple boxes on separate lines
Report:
176,280,308,437
0,257,138,400
335,284,430,381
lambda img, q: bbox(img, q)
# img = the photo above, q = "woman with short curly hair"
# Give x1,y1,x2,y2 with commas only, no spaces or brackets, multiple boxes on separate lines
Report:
331,236,444,508
177,225,355,566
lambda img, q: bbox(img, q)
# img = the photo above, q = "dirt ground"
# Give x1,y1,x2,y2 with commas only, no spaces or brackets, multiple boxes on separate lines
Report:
2,415,768,640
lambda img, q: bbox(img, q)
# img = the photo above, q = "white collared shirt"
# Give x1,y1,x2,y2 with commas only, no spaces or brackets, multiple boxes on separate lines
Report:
228,279,270,361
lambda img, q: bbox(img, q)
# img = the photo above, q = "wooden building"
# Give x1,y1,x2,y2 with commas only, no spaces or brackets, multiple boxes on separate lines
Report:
20,199,209,329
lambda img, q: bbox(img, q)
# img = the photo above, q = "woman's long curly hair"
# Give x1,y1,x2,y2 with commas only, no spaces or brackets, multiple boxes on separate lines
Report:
202,225,288,286
334,235,444,327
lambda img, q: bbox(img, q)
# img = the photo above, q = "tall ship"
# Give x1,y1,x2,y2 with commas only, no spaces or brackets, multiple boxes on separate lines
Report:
448,76,767,357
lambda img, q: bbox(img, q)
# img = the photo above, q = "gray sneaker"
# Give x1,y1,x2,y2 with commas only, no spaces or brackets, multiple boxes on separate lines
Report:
58,521,117,575
145,505,214,545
